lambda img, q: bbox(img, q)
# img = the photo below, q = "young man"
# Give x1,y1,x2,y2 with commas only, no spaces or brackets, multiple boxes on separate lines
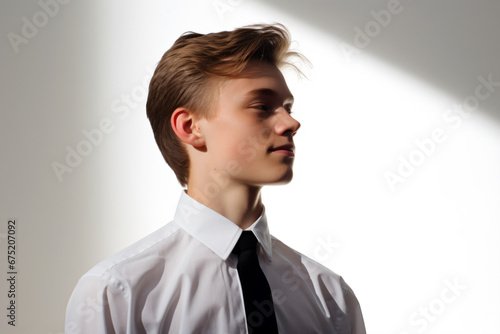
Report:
66,24,366,333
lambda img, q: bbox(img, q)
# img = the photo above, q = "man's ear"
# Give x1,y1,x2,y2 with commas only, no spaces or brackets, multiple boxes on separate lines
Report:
171,107,205,147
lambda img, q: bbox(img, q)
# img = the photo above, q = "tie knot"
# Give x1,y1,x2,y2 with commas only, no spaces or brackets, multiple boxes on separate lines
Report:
232,231,258,255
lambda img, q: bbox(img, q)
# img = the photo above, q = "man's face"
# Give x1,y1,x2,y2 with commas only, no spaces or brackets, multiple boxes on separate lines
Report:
199,61,301,187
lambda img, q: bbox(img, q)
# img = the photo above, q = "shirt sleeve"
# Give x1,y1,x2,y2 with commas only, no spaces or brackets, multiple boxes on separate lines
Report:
340,276,367,334
65,274,131,334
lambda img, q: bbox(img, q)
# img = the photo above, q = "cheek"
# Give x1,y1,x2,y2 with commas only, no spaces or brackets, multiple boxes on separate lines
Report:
231,131,272,166
236,126,272,151
209,130,249,163
209,119,273,164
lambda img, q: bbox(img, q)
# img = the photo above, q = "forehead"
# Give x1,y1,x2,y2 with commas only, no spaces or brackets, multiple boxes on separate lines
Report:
219,61,293,102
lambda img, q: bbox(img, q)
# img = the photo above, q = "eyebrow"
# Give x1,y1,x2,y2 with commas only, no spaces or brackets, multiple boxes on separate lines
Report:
244,88,294,104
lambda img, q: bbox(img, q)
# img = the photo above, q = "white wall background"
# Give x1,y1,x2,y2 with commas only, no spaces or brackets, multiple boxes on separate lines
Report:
1,0,499,333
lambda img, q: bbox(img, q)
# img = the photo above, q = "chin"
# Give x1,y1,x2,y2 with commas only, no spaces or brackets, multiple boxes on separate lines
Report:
262,170,294,186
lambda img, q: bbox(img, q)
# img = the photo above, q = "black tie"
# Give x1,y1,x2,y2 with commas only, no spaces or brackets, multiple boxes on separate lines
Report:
232,231,279,333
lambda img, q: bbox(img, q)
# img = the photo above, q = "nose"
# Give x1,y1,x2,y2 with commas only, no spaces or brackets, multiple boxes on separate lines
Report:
274,108,301,137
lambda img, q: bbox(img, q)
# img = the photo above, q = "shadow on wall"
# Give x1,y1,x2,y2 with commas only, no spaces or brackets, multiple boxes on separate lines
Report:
257,0,500,124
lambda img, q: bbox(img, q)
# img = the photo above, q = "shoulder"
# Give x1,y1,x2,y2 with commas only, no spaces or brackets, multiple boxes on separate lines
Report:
270,235,366,333
66,221,185,332
75,220,183,292
270,235,359,297
270,235,341,279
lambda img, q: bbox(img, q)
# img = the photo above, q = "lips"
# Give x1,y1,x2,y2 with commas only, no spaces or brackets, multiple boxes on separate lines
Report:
269,144,295,156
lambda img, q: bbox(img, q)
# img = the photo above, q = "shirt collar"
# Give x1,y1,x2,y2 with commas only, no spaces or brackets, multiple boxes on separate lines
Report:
174,190,273,262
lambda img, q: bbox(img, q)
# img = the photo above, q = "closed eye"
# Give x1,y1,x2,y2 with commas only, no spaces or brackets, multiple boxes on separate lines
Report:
252,105,274,117
254,105,269,111
253,105,293,114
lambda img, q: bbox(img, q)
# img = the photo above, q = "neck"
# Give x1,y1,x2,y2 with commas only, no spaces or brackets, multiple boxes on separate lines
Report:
186,179,264,230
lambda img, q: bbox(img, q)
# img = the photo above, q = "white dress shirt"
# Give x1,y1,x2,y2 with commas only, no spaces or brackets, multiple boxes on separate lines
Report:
65,190,366,334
